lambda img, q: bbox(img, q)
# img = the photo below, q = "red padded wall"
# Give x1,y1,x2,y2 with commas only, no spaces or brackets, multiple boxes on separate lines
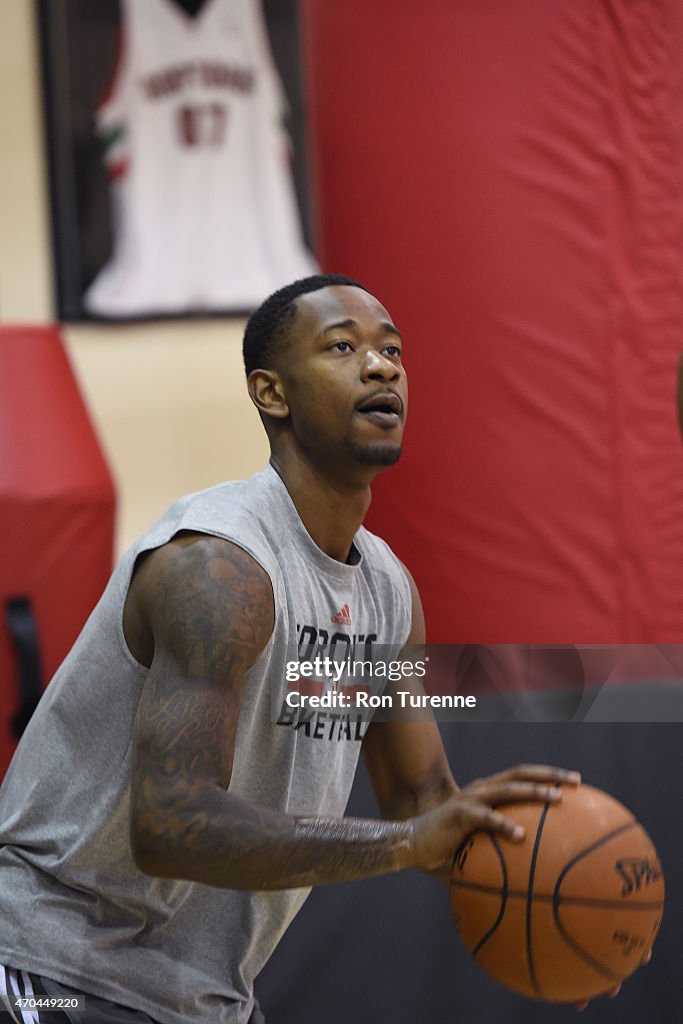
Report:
303,0,683,642
0,326,115,775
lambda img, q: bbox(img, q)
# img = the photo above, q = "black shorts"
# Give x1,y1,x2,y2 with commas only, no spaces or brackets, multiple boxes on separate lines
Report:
0,965,265,1024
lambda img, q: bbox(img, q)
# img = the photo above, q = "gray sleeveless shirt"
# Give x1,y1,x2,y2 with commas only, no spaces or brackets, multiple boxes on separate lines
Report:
0,466,411,1024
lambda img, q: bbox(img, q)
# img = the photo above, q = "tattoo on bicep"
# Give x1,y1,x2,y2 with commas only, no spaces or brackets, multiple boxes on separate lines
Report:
153,538,274,678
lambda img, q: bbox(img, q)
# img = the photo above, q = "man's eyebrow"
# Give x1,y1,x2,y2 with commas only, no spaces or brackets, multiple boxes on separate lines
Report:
381,322,403,341
319,319,358,337
320,319,403,340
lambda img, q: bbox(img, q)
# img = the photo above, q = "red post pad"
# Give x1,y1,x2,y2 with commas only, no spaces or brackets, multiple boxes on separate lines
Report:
0,325,116,777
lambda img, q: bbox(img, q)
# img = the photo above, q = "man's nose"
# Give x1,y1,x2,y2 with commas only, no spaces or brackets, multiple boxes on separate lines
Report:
360,350,400,381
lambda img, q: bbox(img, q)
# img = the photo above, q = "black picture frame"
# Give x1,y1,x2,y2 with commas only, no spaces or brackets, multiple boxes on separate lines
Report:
37,0,314,321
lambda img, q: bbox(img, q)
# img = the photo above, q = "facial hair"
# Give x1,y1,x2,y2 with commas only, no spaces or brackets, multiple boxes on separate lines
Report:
341,435,402,466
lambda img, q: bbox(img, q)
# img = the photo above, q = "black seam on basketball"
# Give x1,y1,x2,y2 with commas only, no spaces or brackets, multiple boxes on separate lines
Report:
551,910,624,984
555,821,637,889
526,803,549,996
451,881,662,911
549,896,663,910
550,821,640,985
472,833,508,957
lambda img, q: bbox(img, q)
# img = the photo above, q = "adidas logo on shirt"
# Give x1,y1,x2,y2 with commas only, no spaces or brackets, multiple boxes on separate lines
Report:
330,604,351,626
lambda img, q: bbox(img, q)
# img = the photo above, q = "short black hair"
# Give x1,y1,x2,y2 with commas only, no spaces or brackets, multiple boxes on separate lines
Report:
242,273,368,377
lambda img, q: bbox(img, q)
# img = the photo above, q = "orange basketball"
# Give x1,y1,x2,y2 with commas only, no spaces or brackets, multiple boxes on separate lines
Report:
449,784,664,1003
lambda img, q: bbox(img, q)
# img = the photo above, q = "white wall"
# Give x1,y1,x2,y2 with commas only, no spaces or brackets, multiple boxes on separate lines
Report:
0,0,269,557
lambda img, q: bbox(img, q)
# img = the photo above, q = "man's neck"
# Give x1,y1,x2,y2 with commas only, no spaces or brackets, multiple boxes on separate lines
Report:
269,454,374,564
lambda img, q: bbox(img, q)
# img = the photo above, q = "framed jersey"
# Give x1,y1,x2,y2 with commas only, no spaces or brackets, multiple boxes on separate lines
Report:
38,0,316,320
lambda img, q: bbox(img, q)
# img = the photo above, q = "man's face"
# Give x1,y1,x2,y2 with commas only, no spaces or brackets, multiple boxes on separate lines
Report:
279,285,408,470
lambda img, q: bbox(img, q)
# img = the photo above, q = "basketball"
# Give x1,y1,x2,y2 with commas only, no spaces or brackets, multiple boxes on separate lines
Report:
449,784,665,1003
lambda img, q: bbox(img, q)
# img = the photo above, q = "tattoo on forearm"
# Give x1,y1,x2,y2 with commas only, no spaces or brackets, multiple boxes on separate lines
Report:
136,782,415,889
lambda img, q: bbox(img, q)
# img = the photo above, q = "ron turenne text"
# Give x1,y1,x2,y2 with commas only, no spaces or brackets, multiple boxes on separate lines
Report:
284,690,477,710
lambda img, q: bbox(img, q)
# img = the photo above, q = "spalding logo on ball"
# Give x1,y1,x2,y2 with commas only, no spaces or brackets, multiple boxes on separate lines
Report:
449,784,664,1003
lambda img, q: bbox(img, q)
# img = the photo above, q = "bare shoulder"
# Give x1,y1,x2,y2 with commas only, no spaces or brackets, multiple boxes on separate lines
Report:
124,532,275,669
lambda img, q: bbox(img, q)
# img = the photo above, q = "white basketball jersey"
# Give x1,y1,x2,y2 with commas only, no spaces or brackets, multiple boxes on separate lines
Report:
84,0,317,317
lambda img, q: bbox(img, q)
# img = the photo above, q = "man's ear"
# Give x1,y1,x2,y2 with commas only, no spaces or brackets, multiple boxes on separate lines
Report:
247,369,290,421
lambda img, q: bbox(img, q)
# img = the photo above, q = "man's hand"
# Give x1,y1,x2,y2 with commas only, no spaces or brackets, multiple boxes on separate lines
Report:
410,764,581,874
575,984,621,1012
574,948,651,1012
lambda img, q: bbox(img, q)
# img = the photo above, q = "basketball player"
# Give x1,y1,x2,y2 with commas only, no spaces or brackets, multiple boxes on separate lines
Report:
0,276,620,1022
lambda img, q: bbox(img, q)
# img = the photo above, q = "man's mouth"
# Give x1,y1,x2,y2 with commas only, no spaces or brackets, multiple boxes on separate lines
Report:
354,392,403,427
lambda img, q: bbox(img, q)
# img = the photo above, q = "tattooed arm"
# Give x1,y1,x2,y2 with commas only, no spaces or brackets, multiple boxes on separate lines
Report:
127,534,576,890
361,566,580,881
127,533,413,888
361,565,459,827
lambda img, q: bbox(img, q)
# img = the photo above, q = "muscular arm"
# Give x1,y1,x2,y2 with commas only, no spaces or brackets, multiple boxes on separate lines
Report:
128,534,414,889
129,538,575,890
361,567,582,885
362,565,458,827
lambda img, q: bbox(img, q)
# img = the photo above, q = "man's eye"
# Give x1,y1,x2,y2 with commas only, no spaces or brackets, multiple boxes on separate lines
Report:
333,341,352,352
384,345,402,358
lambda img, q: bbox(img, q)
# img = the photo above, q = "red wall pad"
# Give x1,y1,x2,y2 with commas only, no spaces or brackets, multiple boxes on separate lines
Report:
0,326,115,776
303,0,683,642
